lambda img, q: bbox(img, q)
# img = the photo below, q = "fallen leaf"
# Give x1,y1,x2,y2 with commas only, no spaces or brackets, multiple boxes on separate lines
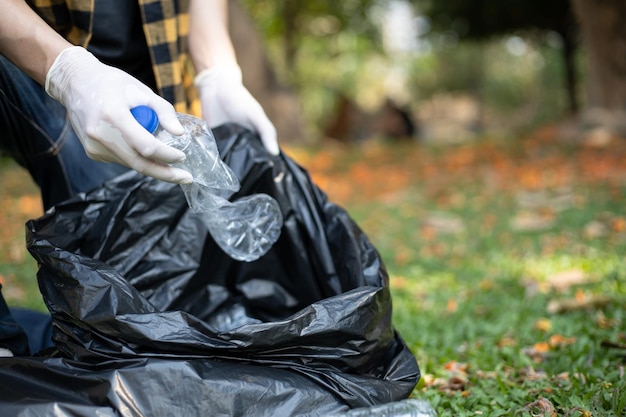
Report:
17,195,42,217
611,216,626,232
520,367,548,382
547,294,613,314
422,213,465,235
522,343,549,363
497,336,517,347
389,275,409,290
595,311,619,329
555,372,570,381
479,279,494,290
515,190,575,212
511,211,555,231
532,342,551,353
393,246,412,266
583,127,614,147
583,220,608,239
443,361,469,374
534,318,552,332
446,375,467,391
548,334,576,348
446,298,458,313
546,269,588,292
524,397,557,417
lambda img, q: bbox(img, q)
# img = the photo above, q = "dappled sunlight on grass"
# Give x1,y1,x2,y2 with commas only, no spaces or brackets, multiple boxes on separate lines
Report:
287,128,626,416
2,128,625,414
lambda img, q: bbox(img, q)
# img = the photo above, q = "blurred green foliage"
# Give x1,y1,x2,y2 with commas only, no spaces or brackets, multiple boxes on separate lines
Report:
238,0,579,137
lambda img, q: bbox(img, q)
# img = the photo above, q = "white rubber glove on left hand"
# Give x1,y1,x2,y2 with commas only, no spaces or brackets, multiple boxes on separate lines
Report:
195,64,279,155
45,46,193,184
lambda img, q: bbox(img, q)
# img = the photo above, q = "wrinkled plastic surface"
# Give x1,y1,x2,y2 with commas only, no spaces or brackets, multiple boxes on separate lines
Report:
151,111,283,262
329,399,438,416
0,124,420,417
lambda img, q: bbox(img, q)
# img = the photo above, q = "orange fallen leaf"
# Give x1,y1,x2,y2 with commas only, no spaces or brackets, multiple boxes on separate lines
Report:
446,298,458,313
479,279,494,290
497,337,517,347
548,334,577,347
389,275,408,290
443,361,469,374
17,195,42,217
394,246,412,266
523,343,549,363
420,225,437,241
611,216,626,232
534,318,552,332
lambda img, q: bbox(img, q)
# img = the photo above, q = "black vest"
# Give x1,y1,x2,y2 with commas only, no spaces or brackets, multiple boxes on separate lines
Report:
88,0,157,92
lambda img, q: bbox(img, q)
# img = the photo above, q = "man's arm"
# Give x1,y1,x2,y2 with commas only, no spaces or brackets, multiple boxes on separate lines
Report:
0,0,71,85
187,0,279,155
0,0,194,184
188,0,237,72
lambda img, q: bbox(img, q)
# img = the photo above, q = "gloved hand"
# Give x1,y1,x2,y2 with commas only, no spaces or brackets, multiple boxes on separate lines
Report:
45,46,193,184
194,64,279,155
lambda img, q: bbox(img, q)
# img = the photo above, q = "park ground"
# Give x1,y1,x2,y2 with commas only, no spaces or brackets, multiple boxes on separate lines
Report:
1,125,625,416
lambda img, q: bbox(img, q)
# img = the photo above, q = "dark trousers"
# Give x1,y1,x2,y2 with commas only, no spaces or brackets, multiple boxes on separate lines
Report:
0,55,130,354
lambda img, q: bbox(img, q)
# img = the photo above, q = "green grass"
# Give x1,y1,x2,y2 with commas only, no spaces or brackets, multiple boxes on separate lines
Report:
0,158,44,311
338,138,626,416
2,134,626,415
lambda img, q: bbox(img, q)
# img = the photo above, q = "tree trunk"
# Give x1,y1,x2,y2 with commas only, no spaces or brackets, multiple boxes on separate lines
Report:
558,13,580,115
228,0,306,143
561,32,577,115
282,0,300,71
570,0,626,135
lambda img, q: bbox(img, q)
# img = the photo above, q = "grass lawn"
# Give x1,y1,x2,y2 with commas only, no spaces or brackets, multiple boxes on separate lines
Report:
291,128,626,416
0,158,44,311
1,126,625,416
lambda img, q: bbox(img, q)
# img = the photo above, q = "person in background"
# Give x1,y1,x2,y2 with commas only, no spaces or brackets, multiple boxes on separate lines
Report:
0,0,278,356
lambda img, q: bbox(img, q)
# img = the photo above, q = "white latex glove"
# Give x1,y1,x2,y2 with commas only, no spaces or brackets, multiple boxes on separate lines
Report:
45,46,193,184
194,64,279,155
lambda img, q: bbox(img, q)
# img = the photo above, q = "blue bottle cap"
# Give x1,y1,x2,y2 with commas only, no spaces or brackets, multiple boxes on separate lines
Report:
131,105,159,134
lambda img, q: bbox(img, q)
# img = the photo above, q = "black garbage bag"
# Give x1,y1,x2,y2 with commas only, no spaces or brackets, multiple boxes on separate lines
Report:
0,124,420,416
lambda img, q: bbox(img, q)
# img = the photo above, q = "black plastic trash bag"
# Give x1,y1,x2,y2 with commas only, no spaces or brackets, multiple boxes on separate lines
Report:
0,124,420,416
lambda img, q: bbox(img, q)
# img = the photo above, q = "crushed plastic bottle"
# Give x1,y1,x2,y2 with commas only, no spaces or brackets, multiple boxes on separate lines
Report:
131,105,282,262
328,399,438,417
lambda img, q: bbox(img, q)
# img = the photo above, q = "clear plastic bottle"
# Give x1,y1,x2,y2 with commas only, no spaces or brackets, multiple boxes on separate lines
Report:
328,399,438,417
131,105,282,262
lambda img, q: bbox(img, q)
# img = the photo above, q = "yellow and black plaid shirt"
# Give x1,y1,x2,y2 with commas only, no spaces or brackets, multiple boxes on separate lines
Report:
28,0,194,113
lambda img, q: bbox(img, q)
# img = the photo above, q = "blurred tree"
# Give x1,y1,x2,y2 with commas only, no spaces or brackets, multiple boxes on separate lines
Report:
228,0,305,143
419,0,579,114
237,0,385,139
570,0,626,135
237,0,380,73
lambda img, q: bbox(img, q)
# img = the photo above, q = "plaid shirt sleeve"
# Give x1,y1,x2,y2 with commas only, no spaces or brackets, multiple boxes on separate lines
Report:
28,0,192,113
138,0,191,112
27,0,92,47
